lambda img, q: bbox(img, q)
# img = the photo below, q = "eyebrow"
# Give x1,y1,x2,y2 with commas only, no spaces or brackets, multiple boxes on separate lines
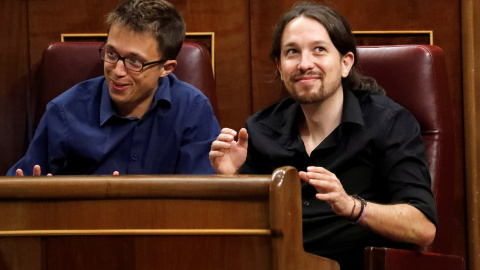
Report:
104,44,147,60
282,40,330,48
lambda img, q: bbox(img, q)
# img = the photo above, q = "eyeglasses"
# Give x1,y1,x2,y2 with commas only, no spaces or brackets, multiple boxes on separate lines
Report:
99,47,167,72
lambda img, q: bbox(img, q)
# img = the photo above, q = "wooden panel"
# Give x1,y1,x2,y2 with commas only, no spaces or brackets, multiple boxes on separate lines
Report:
0,199,269,231
0,176,271,231
171,0,251,131
0,169,340,270
353,31,432,46
0,0,29,175
0,237,42,270
249,0,291,114
462,0,480,270
43,236,271,270
27,0,121,72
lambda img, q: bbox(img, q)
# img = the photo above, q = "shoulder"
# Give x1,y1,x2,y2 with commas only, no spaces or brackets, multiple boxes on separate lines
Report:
247,98,297,124
353,89,415,123
167,74,210,104
162,75,217,126
49,76,104,107
351,90,421,144
353,90,402,110
45,77,104,121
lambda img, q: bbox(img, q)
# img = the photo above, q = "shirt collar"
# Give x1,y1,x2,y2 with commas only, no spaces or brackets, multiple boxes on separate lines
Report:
259,88,365,145
99,76,172,126
341,88,364,126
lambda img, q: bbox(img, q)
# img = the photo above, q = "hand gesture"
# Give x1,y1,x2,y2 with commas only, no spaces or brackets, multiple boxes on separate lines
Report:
299,166,354,217
209,128,248,175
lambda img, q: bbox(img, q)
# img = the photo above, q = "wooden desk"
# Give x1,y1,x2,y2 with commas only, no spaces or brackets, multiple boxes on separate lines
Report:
0,166,339,270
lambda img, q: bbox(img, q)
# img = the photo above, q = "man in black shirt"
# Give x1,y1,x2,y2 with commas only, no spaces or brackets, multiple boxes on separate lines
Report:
209,2,437,269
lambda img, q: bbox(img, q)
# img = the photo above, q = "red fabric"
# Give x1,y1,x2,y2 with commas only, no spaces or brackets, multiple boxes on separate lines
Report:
357,45,455,255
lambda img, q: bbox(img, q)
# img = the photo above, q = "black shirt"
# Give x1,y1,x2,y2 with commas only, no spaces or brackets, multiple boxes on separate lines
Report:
239,89,437,270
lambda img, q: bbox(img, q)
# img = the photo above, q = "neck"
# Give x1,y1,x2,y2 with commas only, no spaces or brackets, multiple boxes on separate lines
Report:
298,88,344,154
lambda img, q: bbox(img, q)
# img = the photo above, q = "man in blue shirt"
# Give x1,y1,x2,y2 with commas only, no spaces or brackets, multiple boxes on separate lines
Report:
7,0,220,176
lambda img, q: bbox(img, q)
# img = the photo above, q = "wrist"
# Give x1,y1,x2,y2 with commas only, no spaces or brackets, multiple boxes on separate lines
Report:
349,194,367,224
348,195,357,218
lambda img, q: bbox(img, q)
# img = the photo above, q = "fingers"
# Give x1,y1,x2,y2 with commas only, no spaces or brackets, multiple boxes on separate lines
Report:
299,171,309,182
301,166,354,217
237,128,248,149
210,127,245,154
306,166,335,176
15,165,50,176
211,128,237,150
113,171,120,175
301,167,336,182
33,165,41,176
300,166,342,194
15,169,24,176
220,127,237,137
211,139,232,151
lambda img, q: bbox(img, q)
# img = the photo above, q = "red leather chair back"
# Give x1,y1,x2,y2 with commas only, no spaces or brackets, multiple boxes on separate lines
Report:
356,45,457,255
33,41,217,128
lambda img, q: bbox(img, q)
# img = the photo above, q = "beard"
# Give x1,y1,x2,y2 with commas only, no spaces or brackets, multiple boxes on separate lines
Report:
290,85,328,104
287,74,342,104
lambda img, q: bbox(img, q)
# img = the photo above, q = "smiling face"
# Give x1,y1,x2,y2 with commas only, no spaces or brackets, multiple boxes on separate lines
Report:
276,16,353,104
104,23,176,118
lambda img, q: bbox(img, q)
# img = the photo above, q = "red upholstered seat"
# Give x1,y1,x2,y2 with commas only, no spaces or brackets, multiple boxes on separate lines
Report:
32,41,217,129
357,45,464,269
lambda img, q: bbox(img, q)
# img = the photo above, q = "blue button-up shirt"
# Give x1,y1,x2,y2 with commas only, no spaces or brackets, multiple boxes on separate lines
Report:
7,75,220,175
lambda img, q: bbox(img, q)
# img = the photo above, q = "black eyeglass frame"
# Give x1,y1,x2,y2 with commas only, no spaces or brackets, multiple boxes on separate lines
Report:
98,46,167,72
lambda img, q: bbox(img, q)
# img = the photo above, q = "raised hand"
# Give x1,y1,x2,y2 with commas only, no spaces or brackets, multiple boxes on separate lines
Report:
209,128,248,175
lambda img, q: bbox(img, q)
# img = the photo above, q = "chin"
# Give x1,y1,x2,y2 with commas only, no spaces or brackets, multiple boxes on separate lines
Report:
291,90,328,104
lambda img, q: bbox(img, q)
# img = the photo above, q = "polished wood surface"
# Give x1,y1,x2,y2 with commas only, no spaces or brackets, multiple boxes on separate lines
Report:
0,167,340,270
172,0,252,131
462,0,480,270
0,0,29,175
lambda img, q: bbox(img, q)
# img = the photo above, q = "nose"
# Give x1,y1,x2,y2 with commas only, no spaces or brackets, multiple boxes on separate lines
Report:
112,59,128,76
298,53,315,72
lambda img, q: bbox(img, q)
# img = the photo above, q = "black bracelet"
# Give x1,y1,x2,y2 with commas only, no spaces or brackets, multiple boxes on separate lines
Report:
349,194,366,224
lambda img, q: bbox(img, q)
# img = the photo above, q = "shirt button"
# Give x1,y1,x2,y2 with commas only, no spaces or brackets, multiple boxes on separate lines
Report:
132,154,139,161
303,201,310,206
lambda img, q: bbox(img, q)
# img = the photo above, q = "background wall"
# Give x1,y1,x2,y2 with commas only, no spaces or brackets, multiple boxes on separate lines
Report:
462,0,480,269
0,0,469,267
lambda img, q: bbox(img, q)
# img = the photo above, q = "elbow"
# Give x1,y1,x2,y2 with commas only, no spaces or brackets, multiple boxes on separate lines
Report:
416,222,436,247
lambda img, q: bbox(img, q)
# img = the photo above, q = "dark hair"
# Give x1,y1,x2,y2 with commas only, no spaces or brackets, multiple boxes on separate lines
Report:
106,0,186,60
270,2,384,93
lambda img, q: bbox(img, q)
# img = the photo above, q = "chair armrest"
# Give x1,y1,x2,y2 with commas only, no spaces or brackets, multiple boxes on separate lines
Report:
364,247,464,270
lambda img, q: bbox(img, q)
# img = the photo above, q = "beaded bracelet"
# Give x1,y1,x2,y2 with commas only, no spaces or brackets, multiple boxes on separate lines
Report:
349,194,367,224
357,203,367,223
349,195,357,219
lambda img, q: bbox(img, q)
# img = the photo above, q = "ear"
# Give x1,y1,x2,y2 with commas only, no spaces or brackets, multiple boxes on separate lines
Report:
275,58,284,81
159,60,177,77
341,52,354,78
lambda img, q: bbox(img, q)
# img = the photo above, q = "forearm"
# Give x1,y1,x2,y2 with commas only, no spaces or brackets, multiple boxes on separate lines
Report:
356,201,436,247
